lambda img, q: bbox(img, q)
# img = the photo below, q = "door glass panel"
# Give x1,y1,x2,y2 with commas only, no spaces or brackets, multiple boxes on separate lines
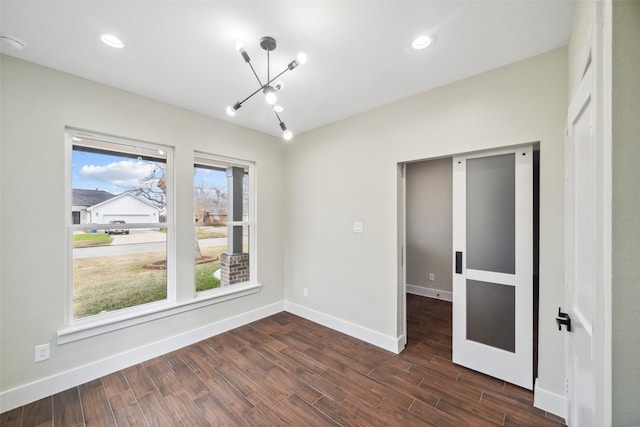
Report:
466,279,515,352
466,153,515,274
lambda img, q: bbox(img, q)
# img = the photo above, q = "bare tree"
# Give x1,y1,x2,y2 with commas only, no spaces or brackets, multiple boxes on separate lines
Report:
194,183,227,222
129,161,209,259
129,162,166,209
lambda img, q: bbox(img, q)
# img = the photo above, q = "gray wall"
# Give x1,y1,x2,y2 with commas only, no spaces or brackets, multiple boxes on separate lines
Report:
405,158,452,294
285,48,567,396
612,1,640,424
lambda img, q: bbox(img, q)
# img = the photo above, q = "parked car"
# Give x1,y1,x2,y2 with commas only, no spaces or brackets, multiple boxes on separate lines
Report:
105,220,129,235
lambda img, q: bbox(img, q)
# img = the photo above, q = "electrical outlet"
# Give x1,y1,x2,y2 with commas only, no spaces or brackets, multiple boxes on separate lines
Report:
303,288,308,297
429,272,435,281
35,343,50,362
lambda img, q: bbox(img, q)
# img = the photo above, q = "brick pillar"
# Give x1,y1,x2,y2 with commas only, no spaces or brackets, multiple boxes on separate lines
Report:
220,253,249,286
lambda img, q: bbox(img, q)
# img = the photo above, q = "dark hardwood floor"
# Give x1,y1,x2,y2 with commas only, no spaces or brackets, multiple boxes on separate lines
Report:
1,294,565,426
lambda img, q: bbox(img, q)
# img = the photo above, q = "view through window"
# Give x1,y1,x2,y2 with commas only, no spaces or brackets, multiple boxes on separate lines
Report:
70,133,171,319
193,154,251,292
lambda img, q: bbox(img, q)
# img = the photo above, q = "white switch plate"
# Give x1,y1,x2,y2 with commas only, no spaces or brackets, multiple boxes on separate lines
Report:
303,288,308,297
35,343,50,362
429,273,435,281
353,222,363,233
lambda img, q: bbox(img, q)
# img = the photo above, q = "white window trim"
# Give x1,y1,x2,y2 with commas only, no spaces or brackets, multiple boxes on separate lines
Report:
64,128,177,335
61,131,261,344
57,282,261,344
193,152,257,295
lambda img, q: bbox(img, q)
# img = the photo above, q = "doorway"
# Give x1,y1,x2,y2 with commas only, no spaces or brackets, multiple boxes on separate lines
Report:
401,146,540,388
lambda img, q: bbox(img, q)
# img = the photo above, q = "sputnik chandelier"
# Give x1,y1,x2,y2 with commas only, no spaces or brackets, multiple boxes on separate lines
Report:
226,36,307,141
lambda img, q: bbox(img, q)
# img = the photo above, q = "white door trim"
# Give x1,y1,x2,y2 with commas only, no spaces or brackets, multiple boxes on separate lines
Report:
564,2,612,424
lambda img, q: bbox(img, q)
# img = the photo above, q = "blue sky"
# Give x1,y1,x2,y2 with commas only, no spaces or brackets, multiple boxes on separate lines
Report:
72,150,227,195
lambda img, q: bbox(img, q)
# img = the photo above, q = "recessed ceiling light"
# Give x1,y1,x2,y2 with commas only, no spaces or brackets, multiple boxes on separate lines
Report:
412,35,433,50
100,34,124,49
0,35,25,51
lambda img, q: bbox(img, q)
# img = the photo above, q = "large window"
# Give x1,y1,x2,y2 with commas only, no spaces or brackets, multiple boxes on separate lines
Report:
193,153,253,293
68,131,172,320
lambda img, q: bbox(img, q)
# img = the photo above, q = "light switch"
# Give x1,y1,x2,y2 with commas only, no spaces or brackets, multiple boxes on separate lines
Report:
353,222,363,233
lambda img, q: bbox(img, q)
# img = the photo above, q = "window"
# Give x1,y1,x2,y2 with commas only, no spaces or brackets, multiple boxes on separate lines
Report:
61,131,260,343
193,153,253,293
68,131,173,320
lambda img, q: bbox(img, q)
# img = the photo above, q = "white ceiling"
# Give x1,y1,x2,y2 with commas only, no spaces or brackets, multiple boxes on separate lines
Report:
0,1,573,139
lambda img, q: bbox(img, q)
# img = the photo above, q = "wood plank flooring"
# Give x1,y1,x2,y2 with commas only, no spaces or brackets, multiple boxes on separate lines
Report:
1,294,566,426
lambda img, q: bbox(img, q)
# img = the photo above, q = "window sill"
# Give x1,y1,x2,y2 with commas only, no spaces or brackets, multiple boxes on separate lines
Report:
57,283,261,344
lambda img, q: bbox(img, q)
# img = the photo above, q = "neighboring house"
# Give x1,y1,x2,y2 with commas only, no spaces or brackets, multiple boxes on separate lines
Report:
71,189,115,225
197,207,228,223
86,192,161,225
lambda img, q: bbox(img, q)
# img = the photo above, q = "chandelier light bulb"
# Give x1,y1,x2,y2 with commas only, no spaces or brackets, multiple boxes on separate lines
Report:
266,92,277,105
297,52,308,65
226,106,236,116
283,130,293,141
273,105,284,113
264,86,277,105
235,41,245,52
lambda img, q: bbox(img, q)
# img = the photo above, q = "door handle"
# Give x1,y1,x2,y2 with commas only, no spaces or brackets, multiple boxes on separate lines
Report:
455,251,463,274
556,307,572,332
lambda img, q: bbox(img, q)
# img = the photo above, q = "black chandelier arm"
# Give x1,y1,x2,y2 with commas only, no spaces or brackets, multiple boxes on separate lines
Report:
264,66,293,90
247,60,264,88
235,64,297,108
236,84,266,107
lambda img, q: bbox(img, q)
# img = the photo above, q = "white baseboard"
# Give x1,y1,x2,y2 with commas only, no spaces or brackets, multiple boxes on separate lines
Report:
0,301,284,413
284,300,404,354
533,379,566,419
406,284,453,302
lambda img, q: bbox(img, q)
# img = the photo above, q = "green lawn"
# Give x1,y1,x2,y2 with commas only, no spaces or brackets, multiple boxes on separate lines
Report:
195,259,221,292
73,246,224,318
155,228,225,239
197,230,227,239
73,232,113,248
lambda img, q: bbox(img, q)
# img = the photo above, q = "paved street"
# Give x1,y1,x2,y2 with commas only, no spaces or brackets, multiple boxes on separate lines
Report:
74,230,227,258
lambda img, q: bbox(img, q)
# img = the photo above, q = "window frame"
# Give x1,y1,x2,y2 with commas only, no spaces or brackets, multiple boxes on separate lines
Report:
62,129,176,335
193,151,256,295
58,130,261,345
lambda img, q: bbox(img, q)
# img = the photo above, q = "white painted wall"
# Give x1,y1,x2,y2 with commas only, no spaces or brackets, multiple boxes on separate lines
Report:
285,48,567,396
405,158,452,297
611,2,640,424
0,56,285,398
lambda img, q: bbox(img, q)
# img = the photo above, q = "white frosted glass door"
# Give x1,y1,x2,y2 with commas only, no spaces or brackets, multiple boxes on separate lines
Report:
452,146,533,390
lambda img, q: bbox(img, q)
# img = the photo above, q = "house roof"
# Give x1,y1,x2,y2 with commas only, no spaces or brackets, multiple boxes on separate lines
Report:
72,189,115,207
86,192,161,211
